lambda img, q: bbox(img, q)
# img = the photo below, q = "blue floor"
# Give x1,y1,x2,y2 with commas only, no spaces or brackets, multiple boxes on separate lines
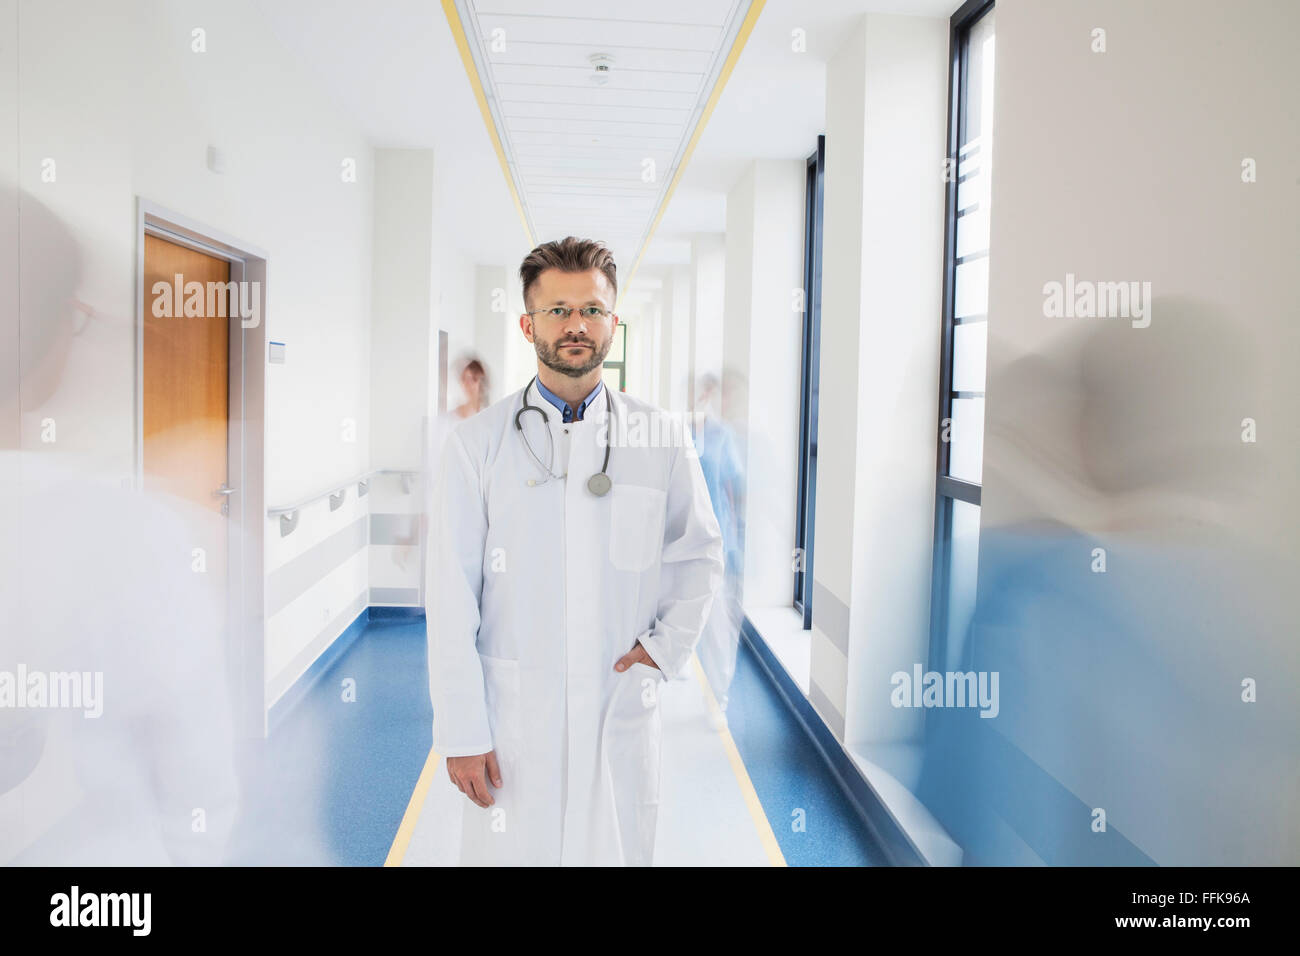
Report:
725,639,887,866
228,614,431,866
234,612,886,866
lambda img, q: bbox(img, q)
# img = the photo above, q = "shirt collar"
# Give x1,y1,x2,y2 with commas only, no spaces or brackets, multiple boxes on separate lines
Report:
534,376,605,422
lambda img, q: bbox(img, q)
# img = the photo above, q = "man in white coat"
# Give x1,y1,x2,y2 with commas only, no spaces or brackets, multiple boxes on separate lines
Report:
427,236,724,866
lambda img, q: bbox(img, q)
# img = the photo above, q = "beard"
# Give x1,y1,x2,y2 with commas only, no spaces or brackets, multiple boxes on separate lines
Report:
534,332,613,378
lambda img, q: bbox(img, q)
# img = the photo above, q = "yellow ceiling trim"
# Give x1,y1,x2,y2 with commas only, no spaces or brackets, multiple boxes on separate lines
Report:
441,0,535,250
619,0,767,308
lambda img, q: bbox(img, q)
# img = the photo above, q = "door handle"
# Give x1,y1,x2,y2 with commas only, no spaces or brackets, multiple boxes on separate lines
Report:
214,483,236,514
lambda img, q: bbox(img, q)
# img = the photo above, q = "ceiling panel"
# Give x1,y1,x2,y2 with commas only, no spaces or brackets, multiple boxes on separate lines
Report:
477,0,740,25
491,64,707,93
495,83,699,110
475,14,724,51
509,118,688,139
482,42,719,73
456,0,753,295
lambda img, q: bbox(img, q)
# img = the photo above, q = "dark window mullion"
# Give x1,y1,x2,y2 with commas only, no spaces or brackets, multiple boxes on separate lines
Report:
794,134,825,628
938,475,982,507
930,0,994,676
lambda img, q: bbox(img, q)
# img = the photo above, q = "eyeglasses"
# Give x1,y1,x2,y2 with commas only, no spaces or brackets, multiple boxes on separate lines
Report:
525,306,613,321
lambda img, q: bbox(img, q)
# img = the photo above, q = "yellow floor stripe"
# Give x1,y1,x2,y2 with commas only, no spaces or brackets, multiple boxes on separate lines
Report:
691,654,788,866
384,745,441,867
440,0,534,248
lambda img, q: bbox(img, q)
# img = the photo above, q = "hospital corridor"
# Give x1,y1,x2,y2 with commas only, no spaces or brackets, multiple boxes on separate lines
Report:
2,0,1299,914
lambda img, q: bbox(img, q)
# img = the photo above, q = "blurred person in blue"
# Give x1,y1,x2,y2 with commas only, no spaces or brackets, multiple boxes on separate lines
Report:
912,299,1297,865
691,372,746,713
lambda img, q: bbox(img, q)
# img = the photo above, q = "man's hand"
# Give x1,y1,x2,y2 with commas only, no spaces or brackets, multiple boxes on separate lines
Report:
614,642,661,673
447,751,503,808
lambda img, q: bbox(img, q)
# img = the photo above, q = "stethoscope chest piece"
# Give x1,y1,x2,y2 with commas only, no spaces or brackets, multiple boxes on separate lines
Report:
586,472,612,497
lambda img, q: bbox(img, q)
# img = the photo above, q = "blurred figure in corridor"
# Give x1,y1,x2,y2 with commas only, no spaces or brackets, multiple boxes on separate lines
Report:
1,187,243,865
913,298,1296,865
692,372,746,713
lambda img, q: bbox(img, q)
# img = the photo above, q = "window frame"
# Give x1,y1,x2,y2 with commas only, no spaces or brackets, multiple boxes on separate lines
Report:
794,134,826,628
929,0,993,668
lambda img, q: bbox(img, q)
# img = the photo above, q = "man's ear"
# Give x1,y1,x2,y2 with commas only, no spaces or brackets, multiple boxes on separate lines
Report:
519,313,533,342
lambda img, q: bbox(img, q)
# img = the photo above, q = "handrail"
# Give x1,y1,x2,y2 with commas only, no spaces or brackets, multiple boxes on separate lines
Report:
267,468,421,536
267,472,372,517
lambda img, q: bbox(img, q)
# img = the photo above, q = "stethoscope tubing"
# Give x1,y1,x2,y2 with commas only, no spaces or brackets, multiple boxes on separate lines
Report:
514,375,613,489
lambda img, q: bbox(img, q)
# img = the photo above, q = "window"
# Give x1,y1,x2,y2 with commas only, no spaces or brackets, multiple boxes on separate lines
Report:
794,134,826,629
602,322,627,391
930,1,994,672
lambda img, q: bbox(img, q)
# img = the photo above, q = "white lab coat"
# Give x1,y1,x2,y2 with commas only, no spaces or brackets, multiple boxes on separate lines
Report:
427,381,724,866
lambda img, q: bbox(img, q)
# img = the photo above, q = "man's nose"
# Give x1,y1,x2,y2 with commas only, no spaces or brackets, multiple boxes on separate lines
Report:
562,310,588,336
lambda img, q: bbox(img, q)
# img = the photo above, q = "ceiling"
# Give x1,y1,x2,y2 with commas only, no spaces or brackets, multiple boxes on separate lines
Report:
451,0,750,283
255,0,961,285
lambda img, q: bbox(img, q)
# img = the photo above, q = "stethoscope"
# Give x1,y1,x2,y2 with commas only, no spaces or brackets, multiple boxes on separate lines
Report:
514,375,614,496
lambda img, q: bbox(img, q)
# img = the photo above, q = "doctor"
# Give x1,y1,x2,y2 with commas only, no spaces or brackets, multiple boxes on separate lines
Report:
427,236,724,866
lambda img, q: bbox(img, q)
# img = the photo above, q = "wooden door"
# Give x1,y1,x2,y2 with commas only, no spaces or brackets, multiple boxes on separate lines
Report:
142,234,231,606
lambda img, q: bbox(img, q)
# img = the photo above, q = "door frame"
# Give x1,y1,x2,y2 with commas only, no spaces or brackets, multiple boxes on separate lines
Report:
134,198,267,738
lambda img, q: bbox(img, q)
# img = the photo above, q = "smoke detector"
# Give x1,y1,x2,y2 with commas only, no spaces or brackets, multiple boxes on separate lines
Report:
588,53,614,86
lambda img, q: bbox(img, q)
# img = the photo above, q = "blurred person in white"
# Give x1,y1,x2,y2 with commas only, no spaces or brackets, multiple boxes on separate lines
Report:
0,188,240,865
429,355,491,499
431,355,492,459
419,356,493,589
450,356,489,422
691,372,746,714
913,298,1297,865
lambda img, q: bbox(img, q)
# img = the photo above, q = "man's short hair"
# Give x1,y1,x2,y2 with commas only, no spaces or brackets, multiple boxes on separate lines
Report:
519,236,617,311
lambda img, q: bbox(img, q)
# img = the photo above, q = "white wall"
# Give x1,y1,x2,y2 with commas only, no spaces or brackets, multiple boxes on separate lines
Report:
690,233,726,409
723,170,756,430
619,297,651,396
842,14,947,750
370,149,434,475
430,161,478,409
810,12,948,746
667,264,693,413
472,265,512,405
656,271,674,406
648,295,664,406
366,149,434,614
722,160,805,610
0,0,17,451
9,0,376,720
808,19,868,739
502,270,537,396
13,0,374,486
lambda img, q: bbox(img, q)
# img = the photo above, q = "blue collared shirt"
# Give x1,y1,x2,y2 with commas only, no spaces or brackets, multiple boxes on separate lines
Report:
535,377,605,424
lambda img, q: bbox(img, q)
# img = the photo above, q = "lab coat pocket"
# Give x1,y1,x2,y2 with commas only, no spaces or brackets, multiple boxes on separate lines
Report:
478,654,521,760
609,484,667,573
